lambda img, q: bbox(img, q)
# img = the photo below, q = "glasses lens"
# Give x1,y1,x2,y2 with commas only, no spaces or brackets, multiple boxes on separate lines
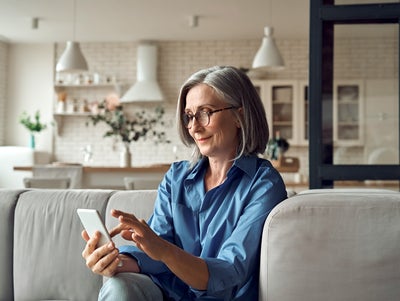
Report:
182,114,190,127
183,111,210,128
198,111,209,127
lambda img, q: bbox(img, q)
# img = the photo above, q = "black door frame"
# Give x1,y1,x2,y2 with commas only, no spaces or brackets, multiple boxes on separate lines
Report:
309,0,400,189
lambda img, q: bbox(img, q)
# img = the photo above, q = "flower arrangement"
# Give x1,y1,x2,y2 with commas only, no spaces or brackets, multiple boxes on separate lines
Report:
87,99,169,145
19,110,47,133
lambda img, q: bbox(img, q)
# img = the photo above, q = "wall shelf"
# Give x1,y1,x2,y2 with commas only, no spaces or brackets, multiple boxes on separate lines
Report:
53,80,122,135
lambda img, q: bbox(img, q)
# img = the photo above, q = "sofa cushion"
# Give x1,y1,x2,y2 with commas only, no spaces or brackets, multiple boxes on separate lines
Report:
13,189,113,301
259,189,400,301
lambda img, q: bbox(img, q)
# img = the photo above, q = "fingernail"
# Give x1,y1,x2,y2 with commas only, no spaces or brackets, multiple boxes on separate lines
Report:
108,242,113,249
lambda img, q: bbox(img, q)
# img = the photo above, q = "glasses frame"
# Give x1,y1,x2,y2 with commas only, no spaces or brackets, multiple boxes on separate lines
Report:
183,106,236,129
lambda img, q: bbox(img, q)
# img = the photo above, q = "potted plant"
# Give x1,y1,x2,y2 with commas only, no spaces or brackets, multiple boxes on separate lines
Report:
87,99,169,167
266,131,290,161
19,110,47,149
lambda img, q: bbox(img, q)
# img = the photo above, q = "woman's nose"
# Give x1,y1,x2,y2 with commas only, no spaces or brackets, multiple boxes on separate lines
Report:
190,117,203,131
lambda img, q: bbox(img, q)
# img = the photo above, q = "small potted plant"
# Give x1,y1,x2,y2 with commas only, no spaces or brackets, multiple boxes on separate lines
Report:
19,110,47,149
266,131,290,161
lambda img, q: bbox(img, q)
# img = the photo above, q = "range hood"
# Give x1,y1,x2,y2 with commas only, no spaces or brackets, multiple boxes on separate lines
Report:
120,43,164,102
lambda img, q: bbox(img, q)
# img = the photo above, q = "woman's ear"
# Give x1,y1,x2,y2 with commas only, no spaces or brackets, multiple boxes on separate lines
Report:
235,107,243,128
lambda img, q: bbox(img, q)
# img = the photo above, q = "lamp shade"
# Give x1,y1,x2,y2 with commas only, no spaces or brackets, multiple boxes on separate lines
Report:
252,26,284,70
56,41,88,73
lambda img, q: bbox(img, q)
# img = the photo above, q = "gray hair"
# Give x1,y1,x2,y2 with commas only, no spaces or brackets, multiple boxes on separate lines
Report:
176,66,269,165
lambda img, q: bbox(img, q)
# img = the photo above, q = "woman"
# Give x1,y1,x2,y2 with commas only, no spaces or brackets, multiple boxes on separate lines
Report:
82,66,287,301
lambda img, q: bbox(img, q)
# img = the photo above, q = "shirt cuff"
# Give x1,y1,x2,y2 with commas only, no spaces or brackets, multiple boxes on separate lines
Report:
119,245,169,275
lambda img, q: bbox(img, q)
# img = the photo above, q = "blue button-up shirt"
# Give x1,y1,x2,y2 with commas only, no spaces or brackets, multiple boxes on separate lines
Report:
119,155,287,300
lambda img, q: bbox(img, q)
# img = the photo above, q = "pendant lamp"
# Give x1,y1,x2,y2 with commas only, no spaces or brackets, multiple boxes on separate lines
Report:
252,26,284,70
56,0,88,73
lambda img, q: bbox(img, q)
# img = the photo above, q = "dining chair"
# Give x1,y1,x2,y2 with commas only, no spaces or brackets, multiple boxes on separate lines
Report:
123,177,161,190
23,177,71,189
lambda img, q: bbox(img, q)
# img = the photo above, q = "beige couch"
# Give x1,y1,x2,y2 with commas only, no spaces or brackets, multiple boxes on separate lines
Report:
1,188,399,301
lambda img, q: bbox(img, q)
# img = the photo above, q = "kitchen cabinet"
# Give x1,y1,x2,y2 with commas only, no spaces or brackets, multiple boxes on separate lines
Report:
252,79,364,146
252,80,300,145
333,80,364,146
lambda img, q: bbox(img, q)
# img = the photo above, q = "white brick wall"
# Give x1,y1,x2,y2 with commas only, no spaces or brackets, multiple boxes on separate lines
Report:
334,38,398,79
0,41,8,145
53,39,311,166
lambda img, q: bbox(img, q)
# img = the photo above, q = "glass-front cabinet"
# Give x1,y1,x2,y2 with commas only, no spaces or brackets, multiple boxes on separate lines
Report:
252,80,299,145
252,79,364,147
333,80,364,146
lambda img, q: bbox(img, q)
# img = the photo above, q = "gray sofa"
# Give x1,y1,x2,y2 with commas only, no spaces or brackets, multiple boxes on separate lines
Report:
1,188,400,301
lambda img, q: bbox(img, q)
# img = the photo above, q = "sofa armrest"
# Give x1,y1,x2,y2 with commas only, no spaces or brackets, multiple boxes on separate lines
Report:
0,189,23,301
259,189,400,301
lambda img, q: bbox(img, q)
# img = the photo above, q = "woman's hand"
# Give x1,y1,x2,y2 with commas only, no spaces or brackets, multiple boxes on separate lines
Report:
110,209,209,290
81,230,121,277
110,209,170,262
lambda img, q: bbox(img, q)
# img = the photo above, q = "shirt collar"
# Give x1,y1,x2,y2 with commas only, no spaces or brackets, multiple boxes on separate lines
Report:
187,155,259,180
231,155,259,178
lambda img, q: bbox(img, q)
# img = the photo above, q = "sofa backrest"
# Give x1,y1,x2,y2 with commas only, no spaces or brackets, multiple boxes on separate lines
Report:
13,189,113,301
259,189,400,301
0,188,159,301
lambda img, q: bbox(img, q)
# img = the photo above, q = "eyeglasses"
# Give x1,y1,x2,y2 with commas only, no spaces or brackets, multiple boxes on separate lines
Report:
182,106,236,129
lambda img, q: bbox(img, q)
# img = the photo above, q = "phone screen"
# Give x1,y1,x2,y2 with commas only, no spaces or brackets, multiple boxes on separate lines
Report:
77,208,112,247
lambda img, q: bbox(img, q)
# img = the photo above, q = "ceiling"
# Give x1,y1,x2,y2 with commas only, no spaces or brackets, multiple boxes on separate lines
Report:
0,0,311,43
0,0,395,44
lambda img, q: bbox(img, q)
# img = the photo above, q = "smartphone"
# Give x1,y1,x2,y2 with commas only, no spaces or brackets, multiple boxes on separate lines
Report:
77,208,112,247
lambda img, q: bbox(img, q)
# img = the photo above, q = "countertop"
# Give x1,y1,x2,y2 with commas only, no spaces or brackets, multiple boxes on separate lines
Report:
14,164,171,173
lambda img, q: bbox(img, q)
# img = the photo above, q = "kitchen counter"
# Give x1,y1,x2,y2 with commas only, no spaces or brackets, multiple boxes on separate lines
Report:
14,164,170,189
13,164,170,173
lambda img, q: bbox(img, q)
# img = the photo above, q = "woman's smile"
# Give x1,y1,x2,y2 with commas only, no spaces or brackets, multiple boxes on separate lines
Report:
195,135,211,143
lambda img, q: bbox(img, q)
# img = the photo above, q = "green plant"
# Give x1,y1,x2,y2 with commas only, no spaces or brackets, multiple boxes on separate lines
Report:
266,132,290,160
19,111,47,133
87,102,169,144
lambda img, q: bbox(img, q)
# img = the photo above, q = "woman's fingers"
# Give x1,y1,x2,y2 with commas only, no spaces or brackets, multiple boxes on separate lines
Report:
82,230,100,259
109,209,143,238
81,229,90,241
85,241,120,276
109,222,131,237
89,245,120,276
112,209,141,224
121,229,135,241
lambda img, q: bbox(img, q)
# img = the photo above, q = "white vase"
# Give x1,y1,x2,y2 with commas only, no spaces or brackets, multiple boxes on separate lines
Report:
120,143,131,167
